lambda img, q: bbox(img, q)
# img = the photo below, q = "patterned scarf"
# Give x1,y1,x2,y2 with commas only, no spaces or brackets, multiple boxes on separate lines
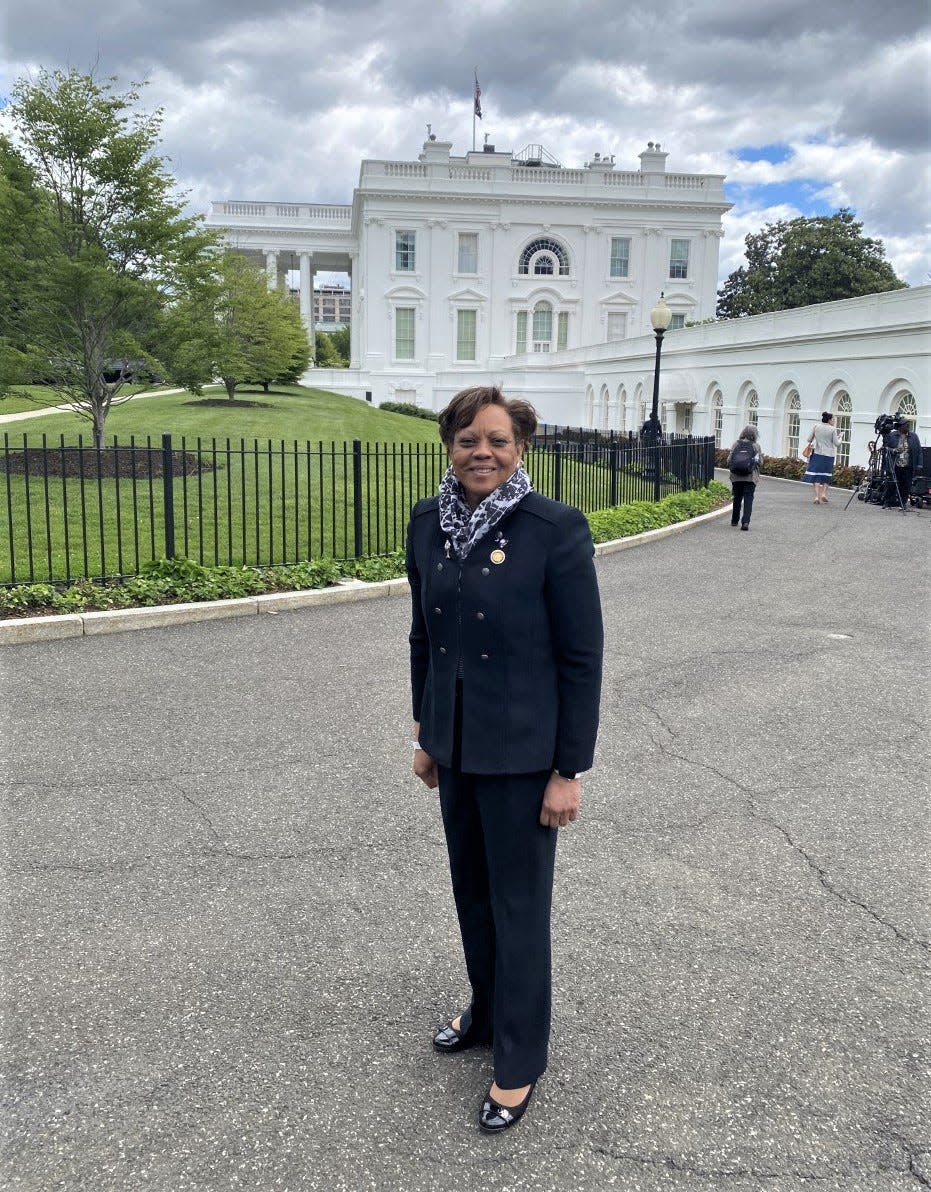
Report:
438,464,533,560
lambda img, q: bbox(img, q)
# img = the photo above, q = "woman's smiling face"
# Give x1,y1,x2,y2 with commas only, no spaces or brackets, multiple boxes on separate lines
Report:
449,403,524,509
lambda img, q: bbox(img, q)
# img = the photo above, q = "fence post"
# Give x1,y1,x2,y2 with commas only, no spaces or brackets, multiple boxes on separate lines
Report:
161,433,175,559
609,438,619,507
554,441,563,504
352,439,363,558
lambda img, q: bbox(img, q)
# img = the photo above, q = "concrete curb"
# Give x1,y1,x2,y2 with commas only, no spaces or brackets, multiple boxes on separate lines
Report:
0,510,728,646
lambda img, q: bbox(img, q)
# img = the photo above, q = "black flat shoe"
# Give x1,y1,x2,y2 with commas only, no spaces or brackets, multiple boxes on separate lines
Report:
432,1019,490,1053
479,1082,535,1133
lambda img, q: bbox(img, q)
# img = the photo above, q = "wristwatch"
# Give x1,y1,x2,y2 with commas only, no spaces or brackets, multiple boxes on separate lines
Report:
556,769,578,780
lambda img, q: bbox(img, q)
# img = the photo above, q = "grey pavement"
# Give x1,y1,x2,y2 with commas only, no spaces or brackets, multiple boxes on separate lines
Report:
1,477,929,1192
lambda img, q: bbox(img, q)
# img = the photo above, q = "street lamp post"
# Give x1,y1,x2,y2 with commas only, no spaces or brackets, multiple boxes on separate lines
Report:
648,293,672,501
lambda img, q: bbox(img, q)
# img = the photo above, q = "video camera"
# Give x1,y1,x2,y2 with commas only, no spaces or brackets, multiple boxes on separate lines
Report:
874,413,907,437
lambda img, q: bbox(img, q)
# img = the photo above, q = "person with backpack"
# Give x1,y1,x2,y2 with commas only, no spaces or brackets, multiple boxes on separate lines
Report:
727,424,762,530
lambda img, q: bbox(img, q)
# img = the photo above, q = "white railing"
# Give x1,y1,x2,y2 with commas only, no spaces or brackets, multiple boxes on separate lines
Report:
449,167,493,181
604,172,644,186
216,202,352,223
510,167,586,184
382,162,428,177
665,174,706,189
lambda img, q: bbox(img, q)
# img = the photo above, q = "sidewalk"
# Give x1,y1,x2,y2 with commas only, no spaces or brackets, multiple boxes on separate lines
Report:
0,387,186,424
1,476,928,1191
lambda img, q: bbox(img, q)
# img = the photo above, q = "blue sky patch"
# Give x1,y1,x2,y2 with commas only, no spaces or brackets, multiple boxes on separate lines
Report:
733,143,794,165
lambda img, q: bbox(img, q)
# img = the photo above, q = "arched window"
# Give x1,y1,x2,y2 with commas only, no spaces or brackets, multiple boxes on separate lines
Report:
746,390,759,428
896,391,918,419
712,390,724,449
833,392,852,467
785,391,801,457
617,386,627,433
532,301,553,352
599,385,610,432
518,238,569,276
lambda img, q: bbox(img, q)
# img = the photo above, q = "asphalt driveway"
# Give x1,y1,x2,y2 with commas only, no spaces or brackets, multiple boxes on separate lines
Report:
1,477,928,1191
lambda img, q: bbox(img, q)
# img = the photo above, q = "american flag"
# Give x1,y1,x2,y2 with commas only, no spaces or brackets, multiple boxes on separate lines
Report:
473,71,482,119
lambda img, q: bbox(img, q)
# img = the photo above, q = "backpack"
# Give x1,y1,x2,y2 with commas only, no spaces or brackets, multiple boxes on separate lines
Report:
730,439,757,475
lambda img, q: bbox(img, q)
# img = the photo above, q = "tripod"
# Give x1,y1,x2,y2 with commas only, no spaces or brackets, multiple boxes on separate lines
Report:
845,439,908,513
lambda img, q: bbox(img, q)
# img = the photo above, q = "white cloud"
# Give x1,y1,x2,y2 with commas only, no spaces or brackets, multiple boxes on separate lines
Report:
2,0,928,285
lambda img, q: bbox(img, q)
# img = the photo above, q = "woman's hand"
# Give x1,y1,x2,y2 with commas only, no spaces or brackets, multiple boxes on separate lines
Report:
539,772,581,828
412,721,438,789
413,747,439,790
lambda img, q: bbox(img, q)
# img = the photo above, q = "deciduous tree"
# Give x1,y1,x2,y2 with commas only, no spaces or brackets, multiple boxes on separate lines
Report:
716,210,905,319
0,68,218,445
164,252,311,400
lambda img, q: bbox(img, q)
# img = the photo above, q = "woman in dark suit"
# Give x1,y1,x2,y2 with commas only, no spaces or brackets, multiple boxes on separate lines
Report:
406,386,603,1133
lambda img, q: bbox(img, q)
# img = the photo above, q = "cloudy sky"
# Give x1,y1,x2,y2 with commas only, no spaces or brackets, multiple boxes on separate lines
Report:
2,0,929,287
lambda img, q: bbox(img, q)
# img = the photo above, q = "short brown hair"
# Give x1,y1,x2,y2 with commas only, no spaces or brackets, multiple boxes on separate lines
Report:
438,386,538,448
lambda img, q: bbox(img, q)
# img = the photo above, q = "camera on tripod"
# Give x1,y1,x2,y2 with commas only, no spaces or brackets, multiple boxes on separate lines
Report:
874,412,905,437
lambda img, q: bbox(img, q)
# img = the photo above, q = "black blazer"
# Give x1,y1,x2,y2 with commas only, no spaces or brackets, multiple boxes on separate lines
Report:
407,492,603,775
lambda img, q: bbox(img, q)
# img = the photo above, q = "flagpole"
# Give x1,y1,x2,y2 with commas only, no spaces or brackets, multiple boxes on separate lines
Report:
472,67,477,151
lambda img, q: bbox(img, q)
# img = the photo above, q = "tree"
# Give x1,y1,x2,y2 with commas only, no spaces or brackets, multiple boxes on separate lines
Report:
163,252,311,400
0,68,218,446
716,210,906,319
314,330,342,368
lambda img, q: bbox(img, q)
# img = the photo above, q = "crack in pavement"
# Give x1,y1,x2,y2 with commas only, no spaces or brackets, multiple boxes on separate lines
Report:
646,742,929,953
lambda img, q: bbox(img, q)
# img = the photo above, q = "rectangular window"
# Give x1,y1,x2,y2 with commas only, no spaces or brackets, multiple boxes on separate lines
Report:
669,313,686,330
835,415,851,467
457,232,478,274
606,312,627,341
786,411,800,458
669,239,690,279
395,307,415,359
456,309,477,361
516,311,528,354
532,306,552,345
395,231,416,272
557,312,568,351
609,237,630,277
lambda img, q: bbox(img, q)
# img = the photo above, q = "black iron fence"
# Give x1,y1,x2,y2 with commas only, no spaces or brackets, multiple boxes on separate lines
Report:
0,431,715,586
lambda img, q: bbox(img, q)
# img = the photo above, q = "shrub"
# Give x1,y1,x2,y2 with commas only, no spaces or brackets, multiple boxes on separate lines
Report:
587,481,730,544
379,401,438,421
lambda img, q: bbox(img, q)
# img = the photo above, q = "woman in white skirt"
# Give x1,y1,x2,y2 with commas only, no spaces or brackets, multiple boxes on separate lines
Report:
803,412,843,504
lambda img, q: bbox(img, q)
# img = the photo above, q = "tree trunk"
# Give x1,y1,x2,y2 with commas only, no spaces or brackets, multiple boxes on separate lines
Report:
224,377,237,400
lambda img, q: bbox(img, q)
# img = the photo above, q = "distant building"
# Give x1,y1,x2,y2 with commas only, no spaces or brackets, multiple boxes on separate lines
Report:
206,136,730,409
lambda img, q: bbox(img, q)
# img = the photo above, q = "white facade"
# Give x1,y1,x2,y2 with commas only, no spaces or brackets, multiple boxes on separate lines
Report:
526,286,930,467
206,137,729,404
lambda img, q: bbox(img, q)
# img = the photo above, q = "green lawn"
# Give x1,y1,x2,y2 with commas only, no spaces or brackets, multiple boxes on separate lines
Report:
1,384,443,445
0,383,172,418
0,385,701,585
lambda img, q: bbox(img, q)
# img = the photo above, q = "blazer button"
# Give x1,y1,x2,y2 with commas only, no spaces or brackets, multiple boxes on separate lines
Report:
434,607,442,614
480,653,489,660
481,567,490,576
437,563,443,571
440,646,447,654
476,611,484,620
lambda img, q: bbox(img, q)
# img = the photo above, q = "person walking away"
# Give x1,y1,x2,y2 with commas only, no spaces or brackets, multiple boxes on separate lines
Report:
727,425,762,530
803,412,843,504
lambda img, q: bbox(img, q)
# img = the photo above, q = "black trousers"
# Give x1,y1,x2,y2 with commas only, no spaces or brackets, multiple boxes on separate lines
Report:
731,480,756,526
895,466,913,506
437,763,557,1087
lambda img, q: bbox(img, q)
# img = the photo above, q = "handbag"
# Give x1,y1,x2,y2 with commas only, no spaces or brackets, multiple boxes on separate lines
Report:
801,441,813,461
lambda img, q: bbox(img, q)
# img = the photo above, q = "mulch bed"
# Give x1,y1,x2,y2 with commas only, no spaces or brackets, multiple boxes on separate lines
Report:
183,399,280,408
0,448,216,479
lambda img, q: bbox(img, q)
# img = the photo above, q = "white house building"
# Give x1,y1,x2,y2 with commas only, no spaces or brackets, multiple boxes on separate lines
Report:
207,135,928,468
206,135,730,406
